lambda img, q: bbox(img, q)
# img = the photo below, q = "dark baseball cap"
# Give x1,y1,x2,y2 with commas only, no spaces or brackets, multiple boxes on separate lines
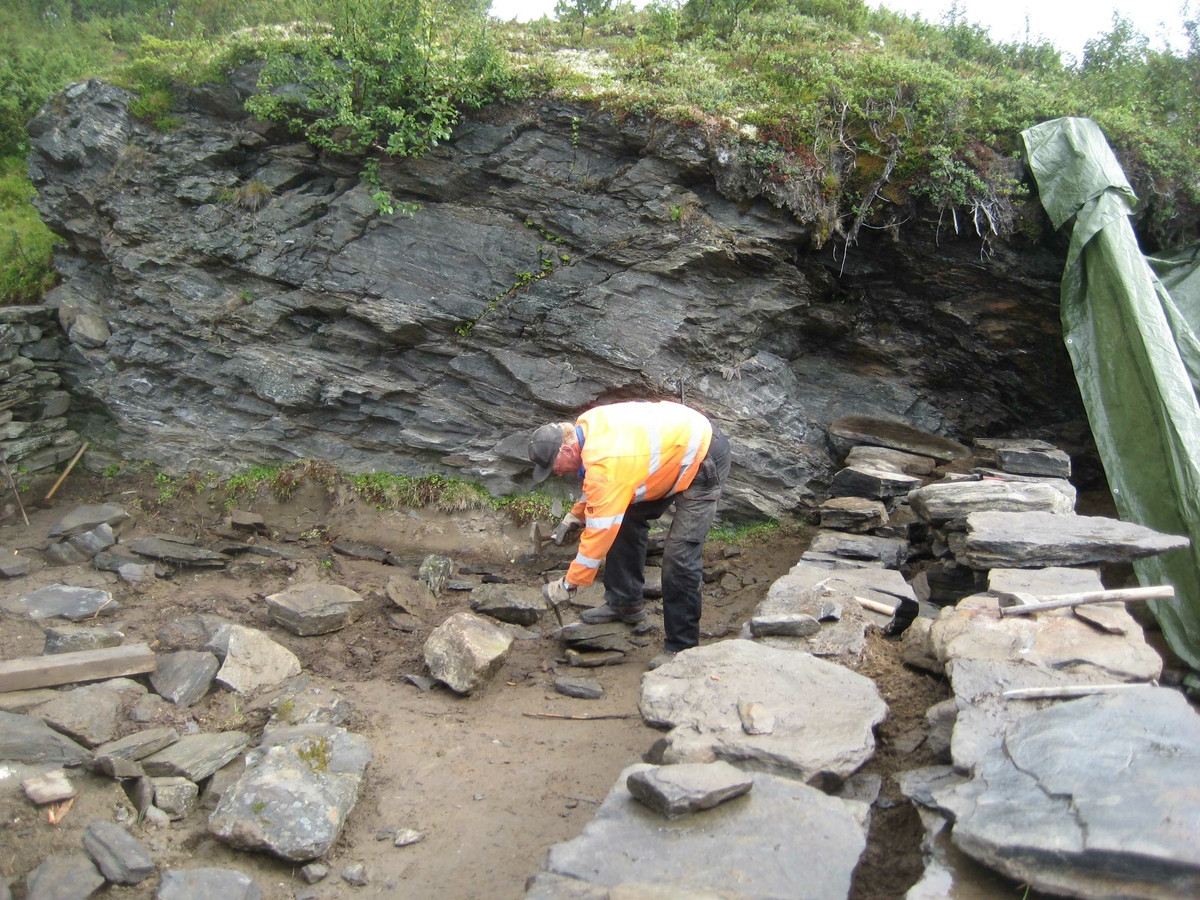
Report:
529,423,564,483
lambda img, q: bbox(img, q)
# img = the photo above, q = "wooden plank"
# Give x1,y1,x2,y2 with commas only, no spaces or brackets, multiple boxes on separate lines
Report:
0,643,155,693
997,585,1173,617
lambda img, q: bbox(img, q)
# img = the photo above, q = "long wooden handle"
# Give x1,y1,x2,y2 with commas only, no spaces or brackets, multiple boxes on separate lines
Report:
998,585,1173,617
854,595,898,616
44,441,89,502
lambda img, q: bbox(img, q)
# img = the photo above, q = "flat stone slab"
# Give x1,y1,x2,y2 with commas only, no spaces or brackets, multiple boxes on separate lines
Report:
554,676,605,699
545,763,867,899
265,584,365,636
639,641,887,786
961,512,1190,569
332,541,388,561
92,725,179,761
829,465,922,500
0,584,118,621
25,854,104,900
22,769,78,803
216,626,301,694
423,612,512,694
31,680,143,748
43,625,124,655
818,497,887,532
749,612,820,638
84,819,156,884
0,552,31,577
986,566,1104,598
209,724,371,862
0,711,92,765
126,536,227,567
929,602,1161,683
157,869,262,900
844,444,937,475
470,583,547,626
626,762,754,818
267,678,350,726
933,688,1200,900
142,731,248,781
908,480,1074,523
48,504,130,538
808,531,907,568
152,651,219,707
152,775,199,819
830,415,970,461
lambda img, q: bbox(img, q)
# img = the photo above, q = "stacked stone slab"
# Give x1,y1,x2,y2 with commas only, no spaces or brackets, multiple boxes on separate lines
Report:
0,306,79,476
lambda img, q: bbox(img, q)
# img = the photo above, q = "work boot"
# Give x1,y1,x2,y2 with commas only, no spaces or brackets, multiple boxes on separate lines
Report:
647,650,678,670
579,603,647,625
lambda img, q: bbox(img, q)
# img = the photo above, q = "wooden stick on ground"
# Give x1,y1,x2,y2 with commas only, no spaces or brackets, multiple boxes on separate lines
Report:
997,585,1174,617
44,441,89,503
0,448,29,526
522,712,639,721
0,643,156,693
1003,683,1156,701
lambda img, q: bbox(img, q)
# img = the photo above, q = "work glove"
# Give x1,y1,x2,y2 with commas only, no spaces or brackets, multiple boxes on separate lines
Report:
551,512,584,546
542,577,576,606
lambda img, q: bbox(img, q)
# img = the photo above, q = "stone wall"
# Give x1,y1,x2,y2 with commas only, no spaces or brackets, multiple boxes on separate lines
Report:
26,77,1084,518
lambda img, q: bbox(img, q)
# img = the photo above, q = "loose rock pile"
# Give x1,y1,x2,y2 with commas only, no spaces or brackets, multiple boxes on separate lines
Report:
526,416,1196,900
0,307,78,495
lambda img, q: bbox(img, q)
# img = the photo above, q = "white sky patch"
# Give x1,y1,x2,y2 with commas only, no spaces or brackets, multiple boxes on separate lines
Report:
487,0,1195,63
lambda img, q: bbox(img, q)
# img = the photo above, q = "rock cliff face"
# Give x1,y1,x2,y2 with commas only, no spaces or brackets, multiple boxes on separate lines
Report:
27,77,1081,518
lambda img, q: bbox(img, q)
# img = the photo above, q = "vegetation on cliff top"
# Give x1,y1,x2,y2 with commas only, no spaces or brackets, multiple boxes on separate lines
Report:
2,0,1200,303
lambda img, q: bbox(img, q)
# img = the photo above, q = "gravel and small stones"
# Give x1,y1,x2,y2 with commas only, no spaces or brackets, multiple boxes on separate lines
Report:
393,828,425,847
82,820,155,885
554,676,605,699
341,864,369,886
300,863,329,883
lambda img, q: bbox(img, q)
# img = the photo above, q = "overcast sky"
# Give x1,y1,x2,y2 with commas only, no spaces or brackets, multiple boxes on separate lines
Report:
487,0,1195,62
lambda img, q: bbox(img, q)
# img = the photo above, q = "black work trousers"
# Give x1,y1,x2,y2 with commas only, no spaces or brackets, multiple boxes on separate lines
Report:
602,424,732,652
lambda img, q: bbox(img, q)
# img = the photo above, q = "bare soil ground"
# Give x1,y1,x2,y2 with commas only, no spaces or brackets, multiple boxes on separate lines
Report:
0,469,962,900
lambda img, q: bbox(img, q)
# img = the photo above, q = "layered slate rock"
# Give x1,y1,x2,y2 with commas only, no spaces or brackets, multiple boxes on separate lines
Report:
215,626,301,693
986,565,1104,598
626,762,754,818
639,641,887,786
126,536,227,567
554,676,605,699
157,869,262,900
805,530,907,568
209,724,371,862
932,689,1200,900
0,584,117,621
265,584,366,636
92,726,179,762
142,732,248,782
544,763,867,899
469,583,547,626
829,416,971,461
928,599,1162,684
908,480,1074,523
818,497,887,533
960,512,1190,569
48,504,130,539
25,854,104,900
0,711,92,765
151,651,219,707
844,444,937,476
83,820,156,885
829,465,922,500
267,678,350,726
423,612,513,694
975,438,1072,478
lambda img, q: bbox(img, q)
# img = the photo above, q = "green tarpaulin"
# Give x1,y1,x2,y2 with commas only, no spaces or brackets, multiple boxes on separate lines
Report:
1023,117,1200,670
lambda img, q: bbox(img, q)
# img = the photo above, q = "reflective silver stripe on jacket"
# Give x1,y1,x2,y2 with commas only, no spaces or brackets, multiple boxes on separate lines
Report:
587,513,625,530
574,552,602,569
671,427,705,493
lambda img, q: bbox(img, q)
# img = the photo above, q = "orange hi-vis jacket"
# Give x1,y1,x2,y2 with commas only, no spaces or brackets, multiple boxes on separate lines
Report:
565,401,712,587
